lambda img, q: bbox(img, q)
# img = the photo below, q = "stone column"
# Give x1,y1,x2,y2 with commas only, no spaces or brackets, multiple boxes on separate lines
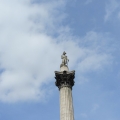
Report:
60,86,74,120
55,67,75,120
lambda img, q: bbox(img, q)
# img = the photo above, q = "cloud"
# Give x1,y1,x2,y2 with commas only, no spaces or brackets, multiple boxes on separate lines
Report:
104,0,120,21
91,104,99,112
85,0,93,5
0,0,66,102
80,113,87,118
0,0,113,102
76,31,112,72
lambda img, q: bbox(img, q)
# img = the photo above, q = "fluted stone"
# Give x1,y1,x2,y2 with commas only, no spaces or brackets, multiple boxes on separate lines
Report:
55,70,75,120
60,87,74,120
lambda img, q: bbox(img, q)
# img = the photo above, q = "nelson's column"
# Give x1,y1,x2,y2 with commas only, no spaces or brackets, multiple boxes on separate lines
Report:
54,52,75,120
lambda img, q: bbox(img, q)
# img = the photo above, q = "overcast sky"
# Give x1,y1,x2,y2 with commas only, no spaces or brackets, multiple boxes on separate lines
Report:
0,0,120,120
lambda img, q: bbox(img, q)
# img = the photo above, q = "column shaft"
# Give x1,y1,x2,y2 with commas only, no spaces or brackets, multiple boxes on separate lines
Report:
60,87,74,120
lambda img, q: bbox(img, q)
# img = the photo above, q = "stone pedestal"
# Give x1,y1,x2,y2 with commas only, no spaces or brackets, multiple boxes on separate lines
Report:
55,67,75,120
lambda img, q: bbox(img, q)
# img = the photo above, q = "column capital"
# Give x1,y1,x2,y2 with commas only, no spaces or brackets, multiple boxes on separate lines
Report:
54,70,75,90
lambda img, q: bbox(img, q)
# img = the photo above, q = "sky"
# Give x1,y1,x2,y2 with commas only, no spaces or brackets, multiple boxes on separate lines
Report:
0,0,120,120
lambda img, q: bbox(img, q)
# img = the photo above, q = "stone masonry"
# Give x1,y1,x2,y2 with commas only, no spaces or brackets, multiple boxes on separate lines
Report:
54,53,75,120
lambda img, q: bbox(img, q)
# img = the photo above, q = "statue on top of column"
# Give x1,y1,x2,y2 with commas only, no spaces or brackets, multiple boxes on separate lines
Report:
60,51,69,67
